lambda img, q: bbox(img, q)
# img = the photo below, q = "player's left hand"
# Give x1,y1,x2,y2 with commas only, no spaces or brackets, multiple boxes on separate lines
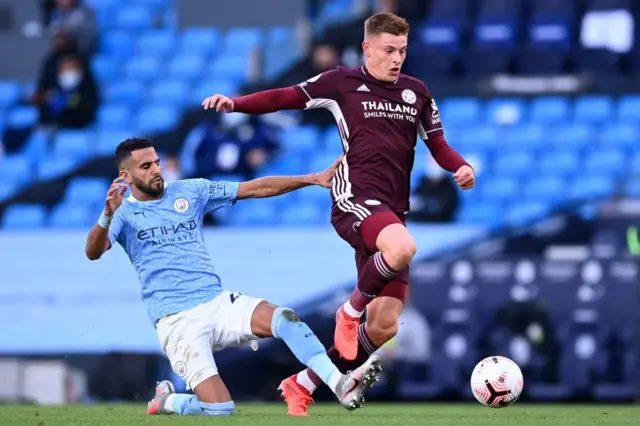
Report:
454,165,475,190
314,155,344,188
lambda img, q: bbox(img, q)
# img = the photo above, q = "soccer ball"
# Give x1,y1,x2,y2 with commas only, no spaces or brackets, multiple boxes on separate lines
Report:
470,356,523,407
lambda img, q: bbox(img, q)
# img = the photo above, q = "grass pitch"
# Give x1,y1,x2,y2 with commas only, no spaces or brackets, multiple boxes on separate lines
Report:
1,403,638,426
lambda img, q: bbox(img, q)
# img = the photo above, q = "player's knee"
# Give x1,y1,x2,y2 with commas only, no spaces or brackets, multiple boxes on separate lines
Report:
385,240,416,270
279,307,300,323
199,401,235,416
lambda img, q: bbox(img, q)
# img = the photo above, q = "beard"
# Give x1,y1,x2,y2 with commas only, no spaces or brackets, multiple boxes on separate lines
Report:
132,175,164,198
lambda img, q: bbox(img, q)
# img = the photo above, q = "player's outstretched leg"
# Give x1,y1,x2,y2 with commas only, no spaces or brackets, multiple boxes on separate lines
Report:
335,212,415,360
283,292,405,414
147,375,235,416
250,301,381,415
147,379,236,416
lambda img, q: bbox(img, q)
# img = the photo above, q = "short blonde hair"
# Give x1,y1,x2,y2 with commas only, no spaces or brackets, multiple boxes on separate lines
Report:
364,13,410,38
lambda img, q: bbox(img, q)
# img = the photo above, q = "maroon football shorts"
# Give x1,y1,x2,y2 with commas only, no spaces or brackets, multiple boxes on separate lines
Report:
331,196,408,303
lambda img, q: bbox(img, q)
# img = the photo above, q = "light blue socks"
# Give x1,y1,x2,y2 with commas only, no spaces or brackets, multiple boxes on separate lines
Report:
271,307,342,389
168,394,235,416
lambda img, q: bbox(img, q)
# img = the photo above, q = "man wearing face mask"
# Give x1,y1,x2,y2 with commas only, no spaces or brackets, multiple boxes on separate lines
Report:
408,156,460,223
40,54,99,129
180,113,279,181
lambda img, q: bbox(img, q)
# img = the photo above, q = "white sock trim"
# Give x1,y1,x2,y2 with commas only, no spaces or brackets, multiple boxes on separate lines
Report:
296,370,318,394
343,301,364,318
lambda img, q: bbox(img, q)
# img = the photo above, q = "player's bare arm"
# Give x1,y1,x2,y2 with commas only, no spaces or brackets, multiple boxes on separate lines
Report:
202,86,307,114
237,156,342,199
85,177,127,260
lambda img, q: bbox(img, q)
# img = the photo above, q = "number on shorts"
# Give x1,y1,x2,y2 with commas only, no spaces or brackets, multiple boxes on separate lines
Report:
229,292,241,304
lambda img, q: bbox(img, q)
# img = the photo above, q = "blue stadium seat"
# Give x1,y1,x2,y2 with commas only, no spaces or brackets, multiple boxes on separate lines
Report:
625,178,640,197
279,126,320,154
229,199,276,226
492,151,534,175
528,0,573,49
115,6,153,30
549,124,591,149
2,204,47,229
124,56,162,80
0,182,18,201
573,96,613,124
224,28,263,54
6,106,38,128
441,98,481,126
105,81,145,104
167,54,206,80
91,55,119,82
474,0,521,50
505,201,550,227
524,176,565,202
149,80,190,107
480,177,519,202
530,97,570,123
585,149,626,176
540,151,580,174
37,156,82,180
98,104,132,129
279,202,324,226
135,106,180,134
49,204,94,229
209,55,250,82
0,154,31,186
179,28,222,55
457,125,499,149
65,177,111,206
101,32,135,57
598,123,638,149
617,96,640,123
267,26,295,44
0,81,21,108
259,155,306,175
485,98,527,125
136,31,176,56
568,175,616,200
297,184,333,207
53,130,93,160
456,202,503,225
501,124,545,149
631,153,640,174
97,130,134,155
192,80,239,105
417,19,461,52
21,130,49,161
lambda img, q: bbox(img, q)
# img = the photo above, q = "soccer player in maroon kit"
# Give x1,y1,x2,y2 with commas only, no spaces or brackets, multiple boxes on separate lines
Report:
203,13,475,415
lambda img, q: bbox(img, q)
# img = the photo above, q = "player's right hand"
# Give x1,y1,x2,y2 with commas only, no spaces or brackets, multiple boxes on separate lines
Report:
202,94,234,112
105,177,128,216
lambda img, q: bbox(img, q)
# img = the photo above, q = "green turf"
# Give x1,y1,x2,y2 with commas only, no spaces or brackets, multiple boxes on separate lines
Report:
1,403,639,426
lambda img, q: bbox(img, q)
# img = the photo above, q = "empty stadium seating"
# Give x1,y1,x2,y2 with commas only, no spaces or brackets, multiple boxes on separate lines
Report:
0,0,638,229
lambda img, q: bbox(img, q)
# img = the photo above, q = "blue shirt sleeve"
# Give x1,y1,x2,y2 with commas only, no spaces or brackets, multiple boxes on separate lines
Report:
196,178,239,214
108,209,125,247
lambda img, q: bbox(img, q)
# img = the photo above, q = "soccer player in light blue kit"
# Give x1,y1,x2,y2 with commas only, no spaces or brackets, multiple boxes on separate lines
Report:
85,138,381,417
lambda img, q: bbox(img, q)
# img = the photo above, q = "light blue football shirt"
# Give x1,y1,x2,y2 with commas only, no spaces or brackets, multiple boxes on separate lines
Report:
107,178,239,325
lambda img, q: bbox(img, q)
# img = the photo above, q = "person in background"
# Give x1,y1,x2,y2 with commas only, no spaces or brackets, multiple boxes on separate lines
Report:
180,113,279,181
37,54,99,129
162,155,182,182
408,156,460,223
46,0,98,56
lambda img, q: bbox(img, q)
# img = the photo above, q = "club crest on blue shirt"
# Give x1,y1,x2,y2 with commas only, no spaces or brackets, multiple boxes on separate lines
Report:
173,198,189,213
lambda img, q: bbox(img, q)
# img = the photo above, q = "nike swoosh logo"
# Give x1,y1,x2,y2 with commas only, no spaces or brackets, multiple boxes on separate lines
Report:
345,379,360,395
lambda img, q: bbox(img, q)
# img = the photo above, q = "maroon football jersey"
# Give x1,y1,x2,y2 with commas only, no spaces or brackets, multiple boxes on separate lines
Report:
294,66,443,214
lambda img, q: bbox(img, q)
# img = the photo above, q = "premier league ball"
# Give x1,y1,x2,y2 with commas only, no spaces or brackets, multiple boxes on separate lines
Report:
470,356,524,407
